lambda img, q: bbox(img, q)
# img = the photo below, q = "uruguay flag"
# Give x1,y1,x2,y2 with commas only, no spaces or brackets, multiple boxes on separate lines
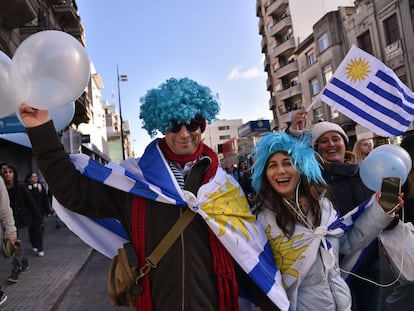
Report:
320,45,414,137
52,139,291,311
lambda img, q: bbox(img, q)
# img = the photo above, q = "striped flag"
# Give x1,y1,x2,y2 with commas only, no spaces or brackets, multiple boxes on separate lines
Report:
320,45,414,137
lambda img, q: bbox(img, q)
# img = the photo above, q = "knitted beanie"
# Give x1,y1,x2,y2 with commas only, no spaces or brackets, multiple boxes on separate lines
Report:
312,121,349,147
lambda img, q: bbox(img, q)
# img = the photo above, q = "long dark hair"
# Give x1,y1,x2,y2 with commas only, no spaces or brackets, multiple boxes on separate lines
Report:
5,164,20,188
253,171,328,238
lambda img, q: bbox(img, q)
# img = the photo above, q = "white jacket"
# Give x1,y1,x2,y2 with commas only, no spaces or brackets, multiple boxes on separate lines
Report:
257,194,393,311
0,178,16,239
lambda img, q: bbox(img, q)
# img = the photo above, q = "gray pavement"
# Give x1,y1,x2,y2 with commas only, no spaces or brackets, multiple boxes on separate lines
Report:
0,216,93,311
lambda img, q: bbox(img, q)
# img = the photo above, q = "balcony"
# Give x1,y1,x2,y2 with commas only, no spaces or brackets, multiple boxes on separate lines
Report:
258,17,264,35
261,36,268,53
266,76,274,91
0,0,36,29
264,55,270,72
52,0,79,25
73,93,90,125
268,16,292,37
19,26,41,41
278,111,292,125
269,97,276,109
256,0,264,17
276,83,302,102
271,37,295,58
270,118,280,130
274,60,298,80
266,0,289,16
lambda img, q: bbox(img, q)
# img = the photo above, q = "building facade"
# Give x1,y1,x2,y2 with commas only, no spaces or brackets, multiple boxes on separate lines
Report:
0,0,133,178
256,0,414,143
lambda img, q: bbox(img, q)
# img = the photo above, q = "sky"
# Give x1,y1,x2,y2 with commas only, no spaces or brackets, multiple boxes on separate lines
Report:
75,1,272,157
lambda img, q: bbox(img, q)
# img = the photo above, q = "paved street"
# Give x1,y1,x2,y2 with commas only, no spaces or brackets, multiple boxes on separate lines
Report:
0,216,128,311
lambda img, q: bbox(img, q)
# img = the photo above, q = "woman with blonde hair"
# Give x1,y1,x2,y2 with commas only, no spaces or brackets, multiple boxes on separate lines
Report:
352,138,373,165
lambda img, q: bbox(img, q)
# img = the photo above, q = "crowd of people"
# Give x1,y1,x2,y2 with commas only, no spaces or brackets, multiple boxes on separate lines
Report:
0,77,411,310
0,162,54,304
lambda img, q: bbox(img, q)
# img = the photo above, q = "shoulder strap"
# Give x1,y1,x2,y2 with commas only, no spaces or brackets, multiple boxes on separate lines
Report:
136,208,195,279
146,208,195,267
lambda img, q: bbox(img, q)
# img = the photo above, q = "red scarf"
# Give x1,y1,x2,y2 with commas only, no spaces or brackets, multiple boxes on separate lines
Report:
132,139,239,310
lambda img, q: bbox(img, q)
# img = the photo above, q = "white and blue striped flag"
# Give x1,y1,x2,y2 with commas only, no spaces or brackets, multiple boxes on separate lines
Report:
52,139,291,311
320,45,414,137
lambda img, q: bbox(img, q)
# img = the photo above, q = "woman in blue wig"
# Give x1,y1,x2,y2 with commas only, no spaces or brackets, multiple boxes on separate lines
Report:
250,132,401,311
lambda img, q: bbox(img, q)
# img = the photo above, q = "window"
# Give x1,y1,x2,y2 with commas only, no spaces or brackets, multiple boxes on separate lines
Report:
218,126,230,131
322,64,333,85
269,42,276,53
219,135,231,140
267,22,273,33
384,14,400,45
357,31,373,54
318,33,329,53
313,107,324,122
309,78,320,96
306,51,316,66
329,107,339,119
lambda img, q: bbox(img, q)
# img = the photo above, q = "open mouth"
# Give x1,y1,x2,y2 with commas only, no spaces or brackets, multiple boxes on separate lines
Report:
276,177,290,185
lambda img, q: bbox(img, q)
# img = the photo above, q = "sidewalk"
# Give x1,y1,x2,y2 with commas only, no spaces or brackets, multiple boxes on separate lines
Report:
0,216,93,311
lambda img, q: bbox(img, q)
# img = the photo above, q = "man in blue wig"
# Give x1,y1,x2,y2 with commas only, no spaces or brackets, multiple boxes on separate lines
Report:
19,78,289,311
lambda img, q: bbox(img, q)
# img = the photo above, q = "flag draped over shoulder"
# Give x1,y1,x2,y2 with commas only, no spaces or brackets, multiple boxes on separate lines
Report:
320,45,414,137
259,195,373,310
52,139,291,311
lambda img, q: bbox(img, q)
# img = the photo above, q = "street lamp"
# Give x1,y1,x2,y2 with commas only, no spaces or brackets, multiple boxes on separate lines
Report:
117,65,128,160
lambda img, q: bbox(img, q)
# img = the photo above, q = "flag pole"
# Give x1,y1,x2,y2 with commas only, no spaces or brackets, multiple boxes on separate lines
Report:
305,84,328,112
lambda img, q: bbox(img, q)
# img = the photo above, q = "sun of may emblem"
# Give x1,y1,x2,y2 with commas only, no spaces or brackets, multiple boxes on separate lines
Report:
345,57,371,82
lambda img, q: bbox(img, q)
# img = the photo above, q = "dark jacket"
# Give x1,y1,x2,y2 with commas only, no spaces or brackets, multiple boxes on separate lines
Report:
400,182,414,223
26,183,52,217
7,184,42,228
322,161,378,270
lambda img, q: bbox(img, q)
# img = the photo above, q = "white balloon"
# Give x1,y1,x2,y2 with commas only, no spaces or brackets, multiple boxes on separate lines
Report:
16,102,75,132
369,144,412,174
50,102,75,132
0,51,19,117
11,30,90,110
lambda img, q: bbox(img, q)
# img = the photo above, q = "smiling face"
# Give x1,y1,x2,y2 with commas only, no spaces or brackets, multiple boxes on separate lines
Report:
360,139,373,157
164,124,202,156
316,131,346,163
265,152,300,200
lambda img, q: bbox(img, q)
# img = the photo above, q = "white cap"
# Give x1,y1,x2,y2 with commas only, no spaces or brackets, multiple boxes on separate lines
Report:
312,121,349,147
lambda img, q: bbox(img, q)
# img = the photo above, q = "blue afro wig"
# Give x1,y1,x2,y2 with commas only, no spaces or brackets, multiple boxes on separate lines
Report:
139,77,220,137
250,132,325,193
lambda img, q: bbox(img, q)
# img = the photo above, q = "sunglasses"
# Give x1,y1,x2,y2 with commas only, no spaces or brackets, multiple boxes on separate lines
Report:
169,119,202,133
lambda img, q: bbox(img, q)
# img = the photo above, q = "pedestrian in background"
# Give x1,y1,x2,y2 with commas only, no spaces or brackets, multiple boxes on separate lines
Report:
0,177,17,305
19,77,285,311
25,171,52,257
3,164,42,283
250,131,397,311
236,160,254,199
352,138,373,165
